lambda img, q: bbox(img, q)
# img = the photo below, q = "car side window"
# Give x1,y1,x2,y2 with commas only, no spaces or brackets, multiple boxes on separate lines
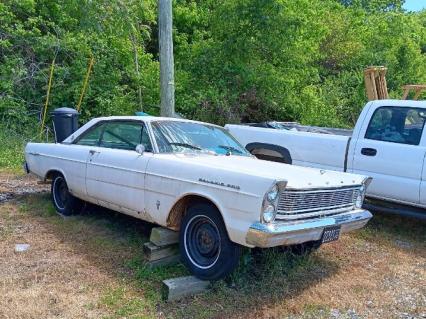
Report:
100,122,143,150
75,123,106,146
365,106,426,145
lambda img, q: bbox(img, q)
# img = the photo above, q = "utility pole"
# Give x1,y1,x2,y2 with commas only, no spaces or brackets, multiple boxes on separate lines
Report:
158,0,175,117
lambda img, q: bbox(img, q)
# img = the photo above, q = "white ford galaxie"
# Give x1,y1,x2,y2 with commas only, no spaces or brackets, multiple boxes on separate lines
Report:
25,116,372,280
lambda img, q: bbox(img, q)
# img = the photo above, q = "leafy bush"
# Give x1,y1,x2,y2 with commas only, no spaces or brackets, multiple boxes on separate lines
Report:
0,0,425,169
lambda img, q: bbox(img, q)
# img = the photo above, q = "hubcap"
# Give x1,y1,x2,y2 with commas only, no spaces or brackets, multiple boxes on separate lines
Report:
184,215,221,269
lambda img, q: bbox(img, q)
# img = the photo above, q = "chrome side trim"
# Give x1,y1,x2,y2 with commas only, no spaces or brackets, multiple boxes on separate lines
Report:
284,185,363,192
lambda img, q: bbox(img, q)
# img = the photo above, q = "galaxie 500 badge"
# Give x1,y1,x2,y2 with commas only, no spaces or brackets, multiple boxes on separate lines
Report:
198,178,240,190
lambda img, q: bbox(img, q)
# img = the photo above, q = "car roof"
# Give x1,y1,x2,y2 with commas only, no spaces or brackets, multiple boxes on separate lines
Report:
62,116,223,144
91,115,222,128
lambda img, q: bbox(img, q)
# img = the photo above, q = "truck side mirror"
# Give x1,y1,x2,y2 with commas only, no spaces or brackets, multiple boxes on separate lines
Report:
135,144,145,155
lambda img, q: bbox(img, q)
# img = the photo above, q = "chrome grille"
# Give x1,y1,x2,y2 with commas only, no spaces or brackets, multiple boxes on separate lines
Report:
276,187,360,220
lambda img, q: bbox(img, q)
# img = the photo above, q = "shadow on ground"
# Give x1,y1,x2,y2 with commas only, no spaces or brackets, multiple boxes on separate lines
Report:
11,192,343,318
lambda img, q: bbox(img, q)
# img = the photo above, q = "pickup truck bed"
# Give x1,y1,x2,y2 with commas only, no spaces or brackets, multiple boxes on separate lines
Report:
245,122,353,136
228,122,352,171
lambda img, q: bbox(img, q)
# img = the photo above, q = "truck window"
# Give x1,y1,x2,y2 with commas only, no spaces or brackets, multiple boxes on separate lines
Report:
365,106,426,145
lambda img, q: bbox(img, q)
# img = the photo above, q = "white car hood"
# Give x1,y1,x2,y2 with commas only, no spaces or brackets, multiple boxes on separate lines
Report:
166,153,366,189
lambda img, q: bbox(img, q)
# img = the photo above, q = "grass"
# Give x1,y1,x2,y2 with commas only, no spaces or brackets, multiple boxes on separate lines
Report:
0,174,425,318
0,126,30,171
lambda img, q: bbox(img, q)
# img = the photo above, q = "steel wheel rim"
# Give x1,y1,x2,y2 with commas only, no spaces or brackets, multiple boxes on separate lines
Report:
184,214,221,269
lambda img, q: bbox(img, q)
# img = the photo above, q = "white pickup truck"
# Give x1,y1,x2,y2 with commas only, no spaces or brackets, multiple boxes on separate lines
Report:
226,99,426,212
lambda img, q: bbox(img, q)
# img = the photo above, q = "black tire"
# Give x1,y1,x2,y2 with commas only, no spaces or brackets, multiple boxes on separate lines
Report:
51,173,83,216
179,203,241,281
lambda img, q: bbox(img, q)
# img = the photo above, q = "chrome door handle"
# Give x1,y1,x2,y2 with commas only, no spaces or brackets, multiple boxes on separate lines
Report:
89,150,100,155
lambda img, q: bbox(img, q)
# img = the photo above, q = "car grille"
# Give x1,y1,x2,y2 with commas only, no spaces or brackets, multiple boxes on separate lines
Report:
276,186,360,220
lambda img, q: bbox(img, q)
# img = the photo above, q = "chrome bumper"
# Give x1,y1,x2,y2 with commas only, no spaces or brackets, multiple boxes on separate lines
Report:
246,209,372,248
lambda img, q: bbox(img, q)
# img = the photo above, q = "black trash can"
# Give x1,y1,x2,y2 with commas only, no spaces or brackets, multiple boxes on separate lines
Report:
50,107,79,143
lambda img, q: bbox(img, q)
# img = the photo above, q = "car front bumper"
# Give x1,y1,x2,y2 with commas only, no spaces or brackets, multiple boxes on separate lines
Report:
246,209,372,248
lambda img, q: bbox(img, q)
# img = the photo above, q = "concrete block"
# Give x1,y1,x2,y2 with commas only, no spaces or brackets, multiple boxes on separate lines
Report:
143,241,178,261
146,254,180,269
162,276,210,301
150,227,179,246
14,244,30,253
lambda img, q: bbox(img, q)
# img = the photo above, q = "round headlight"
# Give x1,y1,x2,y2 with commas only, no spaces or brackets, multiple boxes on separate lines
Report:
355,193,363,208
262,205,276,223
267,184,279,202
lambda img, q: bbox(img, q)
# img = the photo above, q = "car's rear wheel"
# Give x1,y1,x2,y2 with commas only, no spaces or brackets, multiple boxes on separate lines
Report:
51,174,83,216
180,203,241,280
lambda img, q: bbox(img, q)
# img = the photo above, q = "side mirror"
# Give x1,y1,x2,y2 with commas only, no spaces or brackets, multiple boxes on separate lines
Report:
135,144,145,155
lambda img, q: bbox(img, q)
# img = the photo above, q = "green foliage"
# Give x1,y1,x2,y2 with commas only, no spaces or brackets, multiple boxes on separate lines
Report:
174,0,426,125
0,0,159,131
0,0,425,165
0,124,38,170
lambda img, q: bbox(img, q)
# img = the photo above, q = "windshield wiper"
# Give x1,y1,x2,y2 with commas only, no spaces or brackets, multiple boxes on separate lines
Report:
169,142,202,150
218,145,243,155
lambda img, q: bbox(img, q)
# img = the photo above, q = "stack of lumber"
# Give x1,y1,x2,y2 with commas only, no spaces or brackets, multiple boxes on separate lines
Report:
364,66,389,101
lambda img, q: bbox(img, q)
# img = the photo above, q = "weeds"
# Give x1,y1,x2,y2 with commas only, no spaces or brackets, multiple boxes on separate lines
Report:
2,189,425,319
0,125,38,171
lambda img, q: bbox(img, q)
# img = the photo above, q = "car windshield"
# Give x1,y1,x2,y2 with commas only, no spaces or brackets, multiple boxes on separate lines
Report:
151,121,251,156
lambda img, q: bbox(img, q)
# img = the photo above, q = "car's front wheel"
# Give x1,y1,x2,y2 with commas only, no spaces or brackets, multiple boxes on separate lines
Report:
51,174,83,216
180,203,241,281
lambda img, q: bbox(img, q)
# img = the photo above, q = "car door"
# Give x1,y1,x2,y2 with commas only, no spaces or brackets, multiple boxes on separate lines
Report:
351,105,426,205
68,122,108,200
85,120,154,215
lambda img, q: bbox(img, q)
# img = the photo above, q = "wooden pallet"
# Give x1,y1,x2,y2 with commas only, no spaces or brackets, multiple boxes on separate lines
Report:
402,84,426,100
364,66,389,101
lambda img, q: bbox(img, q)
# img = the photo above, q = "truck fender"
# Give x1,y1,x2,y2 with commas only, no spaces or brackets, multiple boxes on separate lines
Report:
245,142,292,164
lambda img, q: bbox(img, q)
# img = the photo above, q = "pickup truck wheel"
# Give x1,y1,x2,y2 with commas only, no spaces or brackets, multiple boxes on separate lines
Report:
180,203,241,281
51,174,82,216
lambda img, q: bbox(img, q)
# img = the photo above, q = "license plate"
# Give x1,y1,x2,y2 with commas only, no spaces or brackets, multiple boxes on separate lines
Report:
321,226,341,243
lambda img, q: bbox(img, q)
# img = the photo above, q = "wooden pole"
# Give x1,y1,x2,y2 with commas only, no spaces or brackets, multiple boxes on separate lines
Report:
76,55,95,113
39,59,55,139
158,0,175,117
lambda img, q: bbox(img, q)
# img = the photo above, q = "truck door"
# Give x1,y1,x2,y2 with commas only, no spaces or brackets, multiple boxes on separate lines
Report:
351,106,426,205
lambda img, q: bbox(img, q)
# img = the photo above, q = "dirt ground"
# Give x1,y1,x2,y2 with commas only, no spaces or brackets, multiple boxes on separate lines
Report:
0,172,425,319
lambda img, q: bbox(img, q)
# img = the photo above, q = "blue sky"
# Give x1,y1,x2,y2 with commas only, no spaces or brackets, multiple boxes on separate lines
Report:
403,0,426,11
